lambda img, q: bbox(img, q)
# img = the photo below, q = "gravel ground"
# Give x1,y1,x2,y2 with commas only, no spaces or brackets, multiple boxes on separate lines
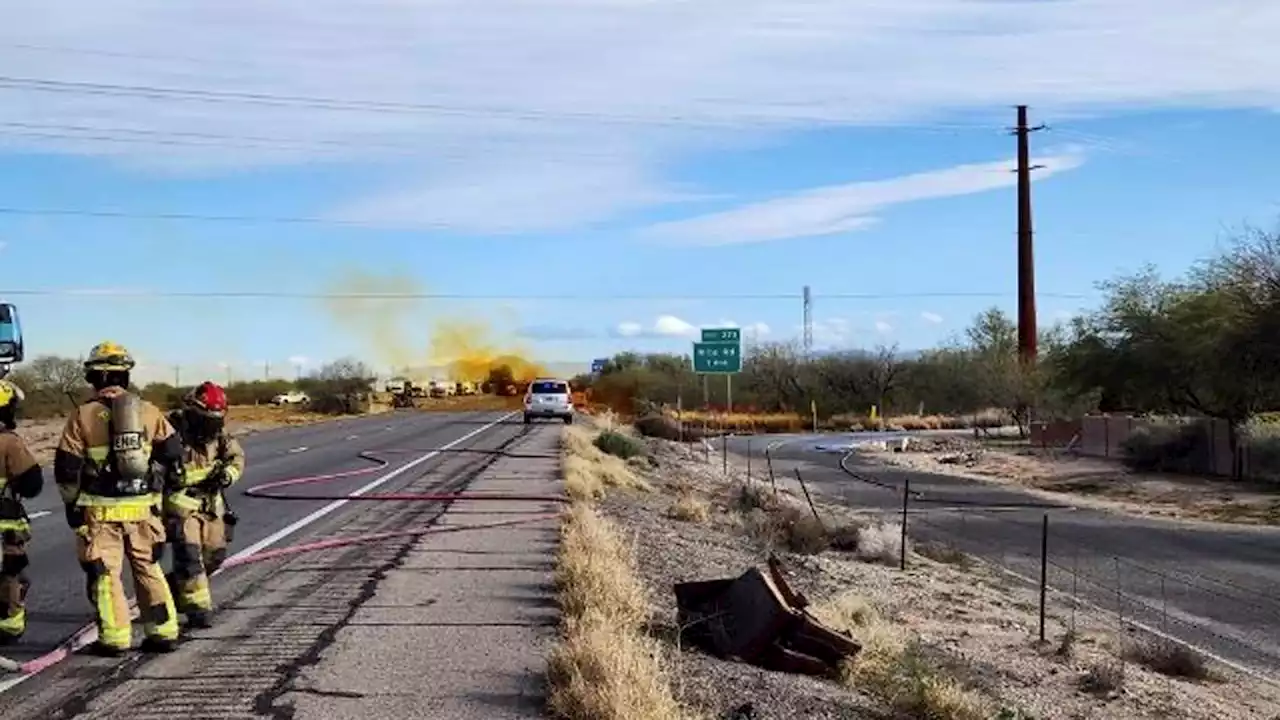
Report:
602,435,1280,720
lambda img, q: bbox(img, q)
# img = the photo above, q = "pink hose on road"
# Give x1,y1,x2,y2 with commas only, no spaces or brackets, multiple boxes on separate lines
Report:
11,446,568,678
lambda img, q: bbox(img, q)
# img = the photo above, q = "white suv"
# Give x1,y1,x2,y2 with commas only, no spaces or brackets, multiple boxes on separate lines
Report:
523,378,574,424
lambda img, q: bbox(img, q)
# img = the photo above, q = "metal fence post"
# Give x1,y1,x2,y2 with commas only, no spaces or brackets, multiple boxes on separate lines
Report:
722,433,728,475
900,477,910,571
1039,513,1049,643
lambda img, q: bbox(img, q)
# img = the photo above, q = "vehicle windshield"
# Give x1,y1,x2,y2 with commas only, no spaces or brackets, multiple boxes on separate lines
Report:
530,381,568,394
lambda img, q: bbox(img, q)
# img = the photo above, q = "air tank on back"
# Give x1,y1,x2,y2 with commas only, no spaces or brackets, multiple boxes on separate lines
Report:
109,391,151,491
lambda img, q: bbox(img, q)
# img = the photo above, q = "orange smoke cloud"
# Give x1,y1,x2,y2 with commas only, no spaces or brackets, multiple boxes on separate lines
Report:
321,270,546,383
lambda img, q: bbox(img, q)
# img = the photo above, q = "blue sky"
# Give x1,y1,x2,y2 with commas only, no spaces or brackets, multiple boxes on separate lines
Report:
2,1,1278,384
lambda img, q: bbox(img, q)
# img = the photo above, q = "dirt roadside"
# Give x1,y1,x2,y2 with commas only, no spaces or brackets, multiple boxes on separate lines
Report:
868,438,1280,527
600,431,1280,719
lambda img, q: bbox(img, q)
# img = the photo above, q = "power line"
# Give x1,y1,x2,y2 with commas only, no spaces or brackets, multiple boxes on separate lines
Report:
0,206,423,228
0,122,640,160
0,289,1095,301
0,73,1009,130
0,121,406,151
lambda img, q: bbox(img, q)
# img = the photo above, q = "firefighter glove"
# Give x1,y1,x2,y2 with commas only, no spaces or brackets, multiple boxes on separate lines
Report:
202,464,232,491
164,460,187,491
64,503,85,529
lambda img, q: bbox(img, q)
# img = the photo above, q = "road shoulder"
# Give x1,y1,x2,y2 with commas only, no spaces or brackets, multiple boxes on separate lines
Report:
275,426,562,720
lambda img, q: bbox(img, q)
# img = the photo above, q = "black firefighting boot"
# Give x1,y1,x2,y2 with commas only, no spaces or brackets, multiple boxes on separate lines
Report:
139,637,176,653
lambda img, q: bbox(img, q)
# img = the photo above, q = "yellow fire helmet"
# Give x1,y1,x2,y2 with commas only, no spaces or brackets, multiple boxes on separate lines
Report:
0,380,15,408
84,340,136,372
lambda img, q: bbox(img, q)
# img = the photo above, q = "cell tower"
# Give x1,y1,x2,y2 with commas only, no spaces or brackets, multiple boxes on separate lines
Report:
802,285,813,357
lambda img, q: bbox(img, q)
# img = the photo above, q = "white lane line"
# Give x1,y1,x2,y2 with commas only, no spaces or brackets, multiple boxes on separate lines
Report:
227,411,516,563
26,511,51,521
287,446,309,454
0,411,517,694
345,435,359,441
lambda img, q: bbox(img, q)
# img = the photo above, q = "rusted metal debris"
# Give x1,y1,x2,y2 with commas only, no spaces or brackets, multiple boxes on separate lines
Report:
674,554,861,678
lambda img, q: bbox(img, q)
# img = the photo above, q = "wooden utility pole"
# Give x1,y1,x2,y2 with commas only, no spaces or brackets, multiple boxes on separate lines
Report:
1014,105,1045,364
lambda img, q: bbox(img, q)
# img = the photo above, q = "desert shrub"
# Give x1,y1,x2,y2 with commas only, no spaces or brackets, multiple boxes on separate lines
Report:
633,414,704,442
594,430,645,460
667,492,710,523
1121,421,1213,474
1244,419,1280,481
1123,639,1210,680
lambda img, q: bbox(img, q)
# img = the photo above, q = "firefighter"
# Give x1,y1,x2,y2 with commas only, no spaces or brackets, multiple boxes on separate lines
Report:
0,380,42,644
163,381,243,629
54,341,184,655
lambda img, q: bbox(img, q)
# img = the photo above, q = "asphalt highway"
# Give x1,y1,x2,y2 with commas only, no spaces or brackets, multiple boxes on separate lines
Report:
727,433,1280,682
7,409,517,666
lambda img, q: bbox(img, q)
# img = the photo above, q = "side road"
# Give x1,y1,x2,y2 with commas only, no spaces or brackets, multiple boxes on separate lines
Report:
0,418,564,720
727,434,1280,680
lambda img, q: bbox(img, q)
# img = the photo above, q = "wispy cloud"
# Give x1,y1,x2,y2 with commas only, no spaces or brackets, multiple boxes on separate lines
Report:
612,317,696,339
327,157,706,234
613,315,771,340
874,320,893,334
638,151,1085,245
0,1,1275,232
921,311,944,324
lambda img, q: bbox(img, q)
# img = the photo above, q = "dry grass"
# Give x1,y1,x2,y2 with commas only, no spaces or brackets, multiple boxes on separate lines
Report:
561,425,653,501
728,482,906,562
1123,638,1212,680
915,540,971,567
407,394,518,412
850,522,906,566
668,492,711,523
1080,660,1126,695
224,404,337,426
671,407,1008,434
547,503,690,720
813,592,991,720
554,503,649,628
547,611,692,720
600,436,1280,719
548,423,697,720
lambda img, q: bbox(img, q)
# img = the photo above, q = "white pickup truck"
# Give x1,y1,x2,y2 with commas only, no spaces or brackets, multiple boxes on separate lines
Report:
271,390,310,406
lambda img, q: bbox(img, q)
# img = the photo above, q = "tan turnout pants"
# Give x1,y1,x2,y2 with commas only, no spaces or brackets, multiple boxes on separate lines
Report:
74,515,179,649
166,511,228,614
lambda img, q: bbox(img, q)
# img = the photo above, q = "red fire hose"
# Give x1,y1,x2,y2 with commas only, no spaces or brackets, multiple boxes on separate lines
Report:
10,446,568,677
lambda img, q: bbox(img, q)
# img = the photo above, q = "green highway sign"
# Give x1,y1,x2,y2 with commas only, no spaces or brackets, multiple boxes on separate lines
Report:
693,342,741,373
701,327,741,343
